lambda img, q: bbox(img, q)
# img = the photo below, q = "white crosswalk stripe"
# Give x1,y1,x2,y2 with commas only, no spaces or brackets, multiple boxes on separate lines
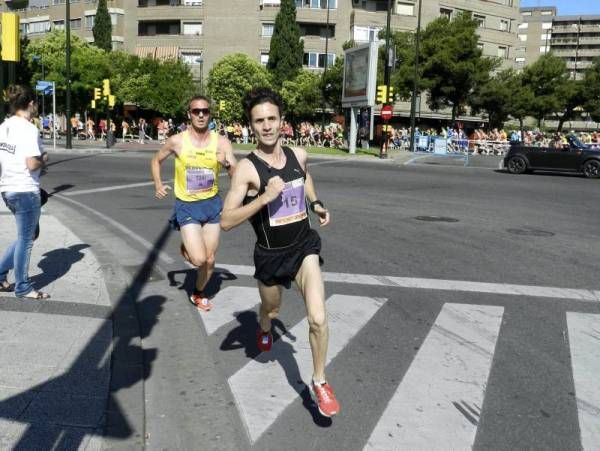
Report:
198,286,260,335
364,303,504,450
567,312,600,451
226,294,387,444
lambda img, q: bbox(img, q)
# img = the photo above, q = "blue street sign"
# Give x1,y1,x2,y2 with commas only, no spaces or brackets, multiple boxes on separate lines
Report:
35,81,53,95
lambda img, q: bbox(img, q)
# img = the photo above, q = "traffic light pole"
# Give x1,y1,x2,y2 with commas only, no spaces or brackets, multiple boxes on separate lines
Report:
409,0,423,153
380,0,392,159
66,0,73,149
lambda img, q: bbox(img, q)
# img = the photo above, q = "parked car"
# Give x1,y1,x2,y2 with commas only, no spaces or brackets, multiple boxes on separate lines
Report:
502,136,600,178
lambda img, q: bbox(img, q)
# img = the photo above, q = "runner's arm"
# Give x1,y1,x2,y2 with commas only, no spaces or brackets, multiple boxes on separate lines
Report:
151,136,177,199
304,168,330,227
221,160,283,231
217,135,237,177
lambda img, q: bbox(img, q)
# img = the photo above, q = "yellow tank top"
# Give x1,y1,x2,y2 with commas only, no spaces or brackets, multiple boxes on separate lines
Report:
174,130,220,201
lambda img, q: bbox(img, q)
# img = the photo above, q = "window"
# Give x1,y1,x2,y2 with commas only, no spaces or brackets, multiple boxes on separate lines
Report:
518,23,528,30
474,14,485,28
395,2,413,16
183,0,203,4
522,11,531,16
28,20,51,34
497,46,508,59
183,22,202,35
85,15,95,30
262,23,274,37
261,0,280,5
542,22,552,30
303,52,334,68
540,33,550,40
295,0,336,9
352,25,382,43
515,57,525,63
260,52,269,66
53,19,65,30
541,10,553,16
440,8,452,19
518,34,527,42
500,19,510,32
70,18,82,30
138,21,180,36
539,46,548,54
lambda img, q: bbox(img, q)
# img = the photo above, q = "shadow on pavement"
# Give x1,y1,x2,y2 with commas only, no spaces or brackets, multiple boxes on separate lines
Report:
167,267,237,298
31,244,90,289
0,222,173,448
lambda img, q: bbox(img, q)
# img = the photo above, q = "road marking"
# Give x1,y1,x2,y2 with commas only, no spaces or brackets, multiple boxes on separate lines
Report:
228,294,387,444
63,181,161,196
217,264,600,303
54,194,174,265
567,312,600,450
364,303,503,450
200,286,260,335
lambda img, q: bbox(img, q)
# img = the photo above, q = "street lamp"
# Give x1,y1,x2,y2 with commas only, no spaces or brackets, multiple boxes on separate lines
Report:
32,55,46,117
409,0,423,153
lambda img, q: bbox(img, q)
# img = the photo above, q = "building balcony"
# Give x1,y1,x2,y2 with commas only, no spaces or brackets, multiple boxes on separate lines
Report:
137,6,204,19
296,7,337,24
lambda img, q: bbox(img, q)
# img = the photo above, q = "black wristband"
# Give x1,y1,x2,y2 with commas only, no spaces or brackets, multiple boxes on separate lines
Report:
309,200,324,212
222,159,231,169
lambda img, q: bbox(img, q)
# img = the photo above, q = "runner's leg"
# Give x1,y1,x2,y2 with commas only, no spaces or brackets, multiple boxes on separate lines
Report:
196,222,220,293
258,282,282,333
180,224,208,292
294,254,328,382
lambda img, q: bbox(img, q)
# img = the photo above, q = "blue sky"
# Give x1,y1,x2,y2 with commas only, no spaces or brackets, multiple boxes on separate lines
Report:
520,0,600,15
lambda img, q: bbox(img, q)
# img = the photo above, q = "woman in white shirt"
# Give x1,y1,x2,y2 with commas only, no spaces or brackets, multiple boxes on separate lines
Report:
0,85,50,299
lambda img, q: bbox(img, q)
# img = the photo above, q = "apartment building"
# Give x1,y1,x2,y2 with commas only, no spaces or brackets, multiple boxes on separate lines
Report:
518,6,600,80
4,0,519,89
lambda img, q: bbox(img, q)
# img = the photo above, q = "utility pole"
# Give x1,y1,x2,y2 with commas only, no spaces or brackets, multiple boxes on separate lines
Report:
380,0,393,159
573,16,581,80
321,0,331,129
66,0,73,149
409,0,423,153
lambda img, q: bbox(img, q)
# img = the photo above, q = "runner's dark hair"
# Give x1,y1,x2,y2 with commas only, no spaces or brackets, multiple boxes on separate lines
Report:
243,88,284,121
188,95,211,111
6,85,36,115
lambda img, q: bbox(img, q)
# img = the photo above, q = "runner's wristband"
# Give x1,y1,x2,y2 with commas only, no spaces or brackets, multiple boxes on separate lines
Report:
222,159,231,169
309,200,324,212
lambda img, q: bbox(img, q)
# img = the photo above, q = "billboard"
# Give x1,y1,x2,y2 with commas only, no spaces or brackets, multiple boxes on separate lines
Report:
341,42,378,108
1,13,21,62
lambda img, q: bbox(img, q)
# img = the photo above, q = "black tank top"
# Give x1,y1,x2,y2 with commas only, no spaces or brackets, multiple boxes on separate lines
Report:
244,147,310,249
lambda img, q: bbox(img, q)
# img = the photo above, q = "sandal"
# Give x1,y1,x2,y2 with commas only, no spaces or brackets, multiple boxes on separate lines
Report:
19,290,51,300
0,281,14,292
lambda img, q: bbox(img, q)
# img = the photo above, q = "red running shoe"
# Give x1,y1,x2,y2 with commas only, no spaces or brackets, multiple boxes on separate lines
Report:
310,381,340,417
256,329,273,352
189,291,212,312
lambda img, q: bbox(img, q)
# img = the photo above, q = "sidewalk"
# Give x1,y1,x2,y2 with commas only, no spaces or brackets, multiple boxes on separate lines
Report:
0,202,111,449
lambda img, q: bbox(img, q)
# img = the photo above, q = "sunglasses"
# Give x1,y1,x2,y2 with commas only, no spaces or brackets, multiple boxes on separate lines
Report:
190,108,210,116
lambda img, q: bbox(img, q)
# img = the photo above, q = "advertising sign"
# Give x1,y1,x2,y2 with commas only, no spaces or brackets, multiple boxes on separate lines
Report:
342,42,378,108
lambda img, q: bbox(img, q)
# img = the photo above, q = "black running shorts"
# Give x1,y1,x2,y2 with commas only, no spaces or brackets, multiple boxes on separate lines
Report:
253,229,323,289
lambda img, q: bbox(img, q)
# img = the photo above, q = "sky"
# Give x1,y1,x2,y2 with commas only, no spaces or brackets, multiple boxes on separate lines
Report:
520,0,600,15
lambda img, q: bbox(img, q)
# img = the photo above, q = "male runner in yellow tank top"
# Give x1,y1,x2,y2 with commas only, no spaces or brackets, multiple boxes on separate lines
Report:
151,95,236,311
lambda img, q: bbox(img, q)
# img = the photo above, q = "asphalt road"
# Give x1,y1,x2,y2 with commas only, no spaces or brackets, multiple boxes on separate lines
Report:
41,149,600,450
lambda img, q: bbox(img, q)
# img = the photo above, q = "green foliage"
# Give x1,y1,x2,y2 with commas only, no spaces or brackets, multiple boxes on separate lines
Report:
583,58,600,122
280,70,322,119
389,31,419,100
419,12,499,121
92,0,112,52
267,0,303,87
321,56,344,113
505,72,535,132
207,53,272,122
471,69,517,129
555,78,585,132
521,53,569,127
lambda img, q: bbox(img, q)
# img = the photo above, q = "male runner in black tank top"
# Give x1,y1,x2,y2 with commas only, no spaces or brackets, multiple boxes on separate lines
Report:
221,88,340,418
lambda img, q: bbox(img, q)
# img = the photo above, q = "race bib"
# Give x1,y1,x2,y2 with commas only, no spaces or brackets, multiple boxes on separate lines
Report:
186,167,215,193
268,178,307,227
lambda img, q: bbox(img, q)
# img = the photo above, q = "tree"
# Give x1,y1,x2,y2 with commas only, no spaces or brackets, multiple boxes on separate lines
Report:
267,0,303,87
92,0,112,52
505,71,535,135
583,58,600,123
280,70,322,120
320,56,344,113
207,54,272,123
471,69,517,129
521,53,569,128
419,12,499,122
389,31,420,100
555,78,585,132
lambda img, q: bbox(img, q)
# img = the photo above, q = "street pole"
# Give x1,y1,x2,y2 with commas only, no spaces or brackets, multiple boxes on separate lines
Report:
409,0,422,153
380,0,392,159
52,82,56,150
321,0,331,129
41,58,46,118
66,0,73,149
573,17,581,80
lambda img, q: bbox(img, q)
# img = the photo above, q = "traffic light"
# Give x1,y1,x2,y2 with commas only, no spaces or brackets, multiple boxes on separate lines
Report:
376,85,387,104
102,79,111,96
388,86,395,103
108,95,116,108
91,100,96,109
219,100,226,111
94,88,101,100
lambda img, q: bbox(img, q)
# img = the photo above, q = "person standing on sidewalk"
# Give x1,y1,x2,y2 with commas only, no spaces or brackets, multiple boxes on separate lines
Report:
220,88,340,418
0,85,50,299
151,95,237,311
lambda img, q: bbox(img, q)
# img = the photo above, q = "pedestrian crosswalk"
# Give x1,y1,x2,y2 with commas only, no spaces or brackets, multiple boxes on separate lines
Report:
197,286,600,449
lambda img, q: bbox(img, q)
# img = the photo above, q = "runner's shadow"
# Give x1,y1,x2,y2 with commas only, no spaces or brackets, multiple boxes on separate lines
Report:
167,268,236,298
221,311,331,427
30,244,90,289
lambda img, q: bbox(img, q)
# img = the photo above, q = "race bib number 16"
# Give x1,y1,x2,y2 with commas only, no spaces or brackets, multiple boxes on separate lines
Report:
268,178,307,227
